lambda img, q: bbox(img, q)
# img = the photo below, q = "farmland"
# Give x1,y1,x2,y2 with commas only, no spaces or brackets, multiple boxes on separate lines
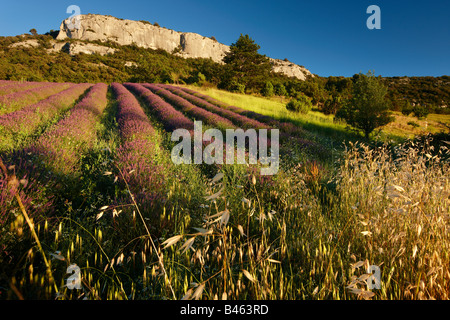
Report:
0,80,449,300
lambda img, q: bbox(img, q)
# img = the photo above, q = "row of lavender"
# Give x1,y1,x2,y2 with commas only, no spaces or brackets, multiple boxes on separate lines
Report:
112,83,168,222
0,83,92,152
162,85,325,154
0,82,73,116
27,83,109,175
124,83,195,133
0,81,48,96
1,84,106,225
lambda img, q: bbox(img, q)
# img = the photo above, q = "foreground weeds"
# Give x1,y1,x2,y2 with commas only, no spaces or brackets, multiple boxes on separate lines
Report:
1,133,449,300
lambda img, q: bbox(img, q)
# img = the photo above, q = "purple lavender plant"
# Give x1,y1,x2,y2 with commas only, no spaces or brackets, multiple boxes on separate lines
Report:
111,83,168,224
143,84,235,130
123,83,195,132
27,83,108,175
0,157,55,227
0,83,92,151
0,81,48,97
0,82,72,114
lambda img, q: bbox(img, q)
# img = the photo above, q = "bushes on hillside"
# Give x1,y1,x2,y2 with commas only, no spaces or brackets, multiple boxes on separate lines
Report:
322,95,344,115
286,94,312,114
274,83,288,96
261,81,274,97
401,101,430,119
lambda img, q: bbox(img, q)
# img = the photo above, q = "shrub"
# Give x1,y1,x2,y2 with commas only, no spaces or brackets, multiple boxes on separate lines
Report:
274,83,288,96
407,121,420,128
322,95,343,115
196,72,206,86
286,95,312,114
401,100,413,116
261,81,274,97
412,105,429,119
228,80,246,94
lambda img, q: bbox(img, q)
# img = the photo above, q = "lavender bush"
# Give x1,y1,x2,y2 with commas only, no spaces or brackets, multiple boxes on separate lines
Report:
0,82,72,115
28,83,109,175
144,84,235,130
0,83,92,152
112,83,168,227
124,83,194,132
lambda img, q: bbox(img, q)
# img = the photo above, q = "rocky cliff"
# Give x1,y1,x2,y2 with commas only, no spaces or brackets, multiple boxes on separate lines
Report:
57,14,313,80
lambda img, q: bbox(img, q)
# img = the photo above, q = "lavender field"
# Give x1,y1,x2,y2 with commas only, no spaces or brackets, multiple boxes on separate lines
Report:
0,81,449,300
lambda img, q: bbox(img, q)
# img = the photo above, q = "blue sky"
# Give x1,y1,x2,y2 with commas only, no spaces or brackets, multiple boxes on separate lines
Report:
0,0,449,77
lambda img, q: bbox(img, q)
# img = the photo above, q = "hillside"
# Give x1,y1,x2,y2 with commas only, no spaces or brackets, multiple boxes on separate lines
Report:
55,14,313,80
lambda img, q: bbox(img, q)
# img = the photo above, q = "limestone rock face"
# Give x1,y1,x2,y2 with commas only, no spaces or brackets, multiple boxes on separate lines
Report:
9,39,40,48
179,32,228,62
56,14,227,60
57,14,312,79
270,59,312,81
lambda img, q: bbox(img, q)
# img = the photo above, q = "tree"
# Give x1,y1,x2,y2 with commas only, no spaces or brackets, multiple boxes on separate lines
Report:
335,71,394,139
261,81,274,97
274,83,288,96
286,94,312,114
322,95,344,115
400,100,413,116
222,34,272,92
412,105,430,119
29,28,38,36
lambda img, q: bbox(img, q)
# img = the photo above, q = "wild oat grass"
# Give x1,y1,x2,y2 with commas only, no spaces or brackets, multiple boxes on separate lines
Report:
336,137,450,299
2,131,449,300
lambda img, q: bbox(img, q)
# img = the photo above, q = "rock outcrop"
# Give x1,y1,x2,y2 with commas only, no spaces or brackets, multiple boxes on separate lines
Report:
9,39,40,48
57,14,313,80
56,14,228,61
270,59,312,81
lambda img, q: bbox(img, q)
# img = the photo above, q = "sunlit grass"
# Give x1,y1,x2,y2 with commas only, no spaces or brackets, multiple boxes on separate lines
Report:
183,85,449,143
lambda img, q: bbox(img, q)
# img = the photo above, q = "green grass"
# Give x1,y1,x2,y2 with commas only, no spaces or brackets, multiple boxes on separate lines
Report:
183,85,450,144
186,86,347,137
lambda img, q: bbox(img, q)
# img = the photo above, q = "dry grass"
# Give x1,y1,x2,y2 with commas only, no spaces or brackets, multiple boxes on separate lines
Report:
2,133,449,300
382,112,450,139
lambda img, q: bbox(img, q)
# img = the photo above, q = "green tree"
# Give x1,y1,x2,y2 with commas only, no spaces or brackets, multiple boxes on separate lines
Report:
274,83,288,96
336,71,394,139
412,105,430,119
400,100,413,116
322,95,344,115
261,81,274,97
286,94,312,114
29,28,38,36
222,34,272,92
